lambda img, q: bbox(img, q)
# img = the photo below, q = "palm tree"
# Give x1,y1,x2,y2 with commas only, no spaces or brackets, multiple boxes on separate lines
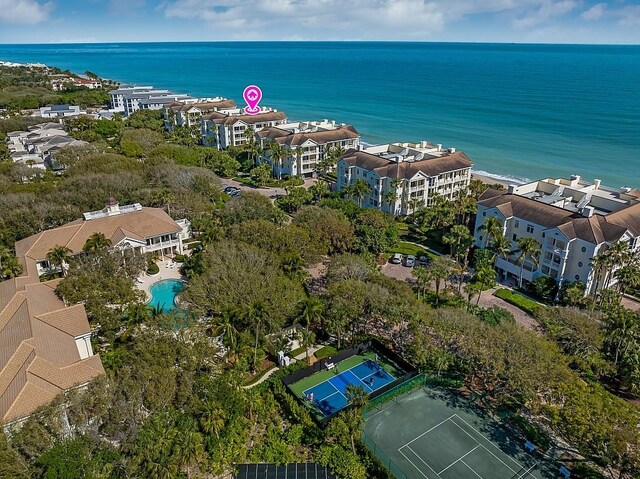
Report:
515,237,541,289
199,401,226,439
309,180,330,203
213,309,240,362
477,216,503,248
300,329,316,365
590,250,613,294
243,127,259,165
344,384,369,453
268,141,287,180
351,179,371,207
243,302,268,372
46,245,72,276
490,234,512,267
126,302,152,326
296,296,325,332
383,189,397,214
295,145,304,178
174,430,204,479
426,255,457,306
615,264,640,294
604,309,639,366
82,232,111,253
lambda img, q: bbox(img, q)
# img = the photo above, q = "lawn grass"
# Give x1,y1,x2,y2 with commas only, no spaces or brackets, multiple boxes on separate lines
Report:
493,288,542,316
314,345,338,359
387,241,438,259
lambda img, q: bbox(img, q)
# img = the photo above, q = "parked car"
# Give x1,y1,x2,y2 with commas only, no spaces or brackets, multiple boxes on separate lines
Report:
405,255,416,267
229,190,241,197
224,186,240,194
418,255,429,267
390,253,403,264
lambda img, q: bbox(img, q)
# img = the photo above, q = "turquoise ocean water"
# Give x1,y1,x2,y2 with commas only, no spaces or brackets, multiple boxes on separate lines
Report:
0,42,638,186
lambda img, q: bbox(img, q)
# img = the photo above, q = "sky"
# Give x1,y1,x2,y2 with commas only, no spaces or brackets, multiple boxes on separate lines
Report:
0,0,639,44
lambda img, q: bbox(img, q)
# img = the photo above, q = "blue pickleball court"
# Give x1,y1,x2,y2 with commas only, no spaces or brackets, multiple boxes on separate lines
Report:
303,359,395,416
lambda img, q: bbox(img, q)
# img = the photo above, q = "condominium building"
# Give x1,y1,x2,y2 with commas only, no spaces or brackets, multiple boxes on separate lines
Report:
37,104,85,118
164,99,236,130
201,108,287,149
474,175,640,292
336,142,472,215
109,86,196,116
6,123,87,169
256,120,360,178
17,198,191,279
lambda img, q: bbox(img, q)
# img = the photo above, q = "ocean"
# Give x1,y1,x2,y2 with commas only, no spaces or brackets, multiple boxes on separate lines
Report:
0,42,638,187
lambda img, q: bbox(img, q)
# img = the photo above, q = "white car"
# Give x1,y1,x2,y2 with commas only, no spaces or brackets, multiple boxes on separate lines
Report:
390,253,403,264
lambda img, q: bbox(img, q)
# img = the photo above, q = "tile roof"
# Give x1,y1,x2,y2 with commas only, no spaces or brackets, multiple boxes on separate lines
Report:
478,189,630,243
340,148,472,179
258,124,359,147
171,100,236,112
34,304,91,338
221,111,287,126
17,206,180,261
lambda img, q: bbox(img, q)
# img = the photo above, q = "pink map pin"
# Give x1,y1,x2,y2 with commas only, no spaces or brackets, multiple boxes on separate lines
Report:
243,85,262,115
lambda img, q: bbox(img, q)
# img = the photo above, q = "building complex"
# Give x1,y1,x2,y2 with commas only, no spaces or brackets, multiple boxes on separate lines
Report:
201,108,287,149
474,175,640,293
256,120,360,178
164,99,237,130
0,199,191,424
5,122,87,169
336,142,472,215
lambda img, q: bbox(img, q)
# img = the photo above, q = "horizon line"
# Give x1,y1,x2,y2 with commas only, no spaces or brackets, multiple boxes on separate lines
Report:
1,40,639,47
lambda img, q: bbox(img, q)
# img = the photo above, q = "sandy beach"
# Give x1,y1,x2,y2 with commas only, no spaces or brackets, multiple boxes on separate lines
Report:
471,172,517,188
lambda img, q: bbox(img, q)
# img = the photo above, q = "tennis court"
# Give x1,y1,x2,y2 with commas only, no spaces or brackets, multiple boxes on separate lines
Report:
364,387,554,479
288,352,402,417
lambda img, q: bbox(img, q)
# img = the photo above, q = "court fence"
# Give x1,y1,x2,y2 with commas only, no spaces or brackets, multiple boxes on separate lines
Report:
362,431,409,479
365,373,426,414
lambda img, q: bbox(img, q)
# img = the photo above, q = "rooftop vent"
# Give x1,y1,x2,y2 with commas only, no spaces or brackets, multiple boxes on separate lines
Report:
449,147,456,153
621,186,632,194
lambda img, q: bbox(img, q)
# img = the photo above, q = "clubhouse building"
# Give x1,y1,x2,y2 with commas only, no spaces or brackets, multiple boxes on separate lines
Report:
0,200,190,424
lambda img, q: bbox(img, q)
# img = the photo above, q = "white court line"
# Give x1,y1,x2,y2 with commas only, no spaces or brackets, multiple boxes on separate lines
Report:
452,414,523,470
399,414,457,449
438,445,480,475
516,464,537,478
398,446,439,479
405,445,444,478
304,376,346,404
449,420,517,473
460,460,484,478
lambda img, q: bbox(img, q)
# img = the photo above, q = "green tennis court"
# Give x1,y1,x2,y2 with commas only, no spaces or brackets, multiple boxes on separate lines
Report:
364,386,555,479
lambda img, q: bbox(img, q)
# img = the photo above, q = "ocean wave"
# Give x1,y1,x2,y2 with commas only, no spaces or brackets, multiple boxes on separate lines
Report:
471,169,529,185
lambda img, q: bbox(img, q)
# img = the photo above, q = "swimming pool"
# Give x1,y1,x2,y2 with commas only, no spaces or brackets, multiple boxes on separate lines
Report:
147,279,185,312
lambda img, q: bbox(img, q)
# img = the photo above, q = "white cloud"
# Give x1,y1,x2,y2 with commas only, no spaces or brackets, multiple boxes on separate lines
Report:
580,2,607,21
110,0,146,14
512,0,579,29
161,0,599,40
617,5,640,28
0,0,51,24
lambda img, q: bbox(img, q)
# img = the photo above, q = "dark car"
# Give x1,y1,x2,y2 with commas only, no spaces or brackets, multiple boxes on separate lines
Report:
418,255,429,267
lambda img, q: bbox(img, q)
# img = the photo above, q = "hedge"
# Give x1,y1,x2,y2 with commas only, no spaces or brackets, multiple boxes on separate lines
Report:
146,262,160,275
493,288,541,316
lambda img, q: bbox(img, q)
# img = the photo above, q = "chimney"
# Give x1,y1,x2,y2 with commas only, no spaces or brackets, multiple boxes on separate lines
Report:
436,144,442,152
104,197,120,216
594,179,601,190
508,184,516,194
581,206,595,218
449,147,456,153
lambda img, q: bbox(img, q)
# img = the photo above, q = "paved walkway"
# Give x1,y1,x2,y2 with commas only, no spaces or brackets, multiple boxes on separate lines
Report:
476,287,541,332
243,344,324,388
135,259,184,301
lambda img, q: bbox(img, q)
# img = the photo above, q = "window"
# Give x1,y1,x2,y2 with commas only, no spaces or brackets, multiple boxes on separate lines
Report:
482,212,486,216
578,261,583,268
542,265,550,274
479,236,483,241
575,275,580,281
512,234,517,241
526,224,534,234
514,220,520,228
581,246,587,253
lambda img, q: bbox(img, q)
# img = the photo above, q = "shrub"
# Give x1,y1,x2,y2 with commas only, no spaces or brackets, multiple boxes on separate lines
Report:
173,254,186,263
493,288,541,316
474,305,515,325
146,262,159,275
314,345,338,359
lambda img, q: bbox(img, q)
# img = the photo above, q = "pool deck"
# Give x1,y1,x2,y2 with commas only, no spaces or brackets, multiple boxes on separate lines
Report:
136,260,185,301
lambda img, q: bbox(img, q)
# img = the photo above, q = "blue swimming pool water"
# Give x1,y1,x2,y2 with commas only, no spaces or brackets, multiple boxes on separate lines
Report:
147,279,185,313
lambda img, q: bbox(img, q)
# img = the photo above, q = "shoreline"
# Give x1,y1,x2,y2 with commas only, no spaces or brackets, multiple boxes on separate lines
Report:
2,59,533,186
